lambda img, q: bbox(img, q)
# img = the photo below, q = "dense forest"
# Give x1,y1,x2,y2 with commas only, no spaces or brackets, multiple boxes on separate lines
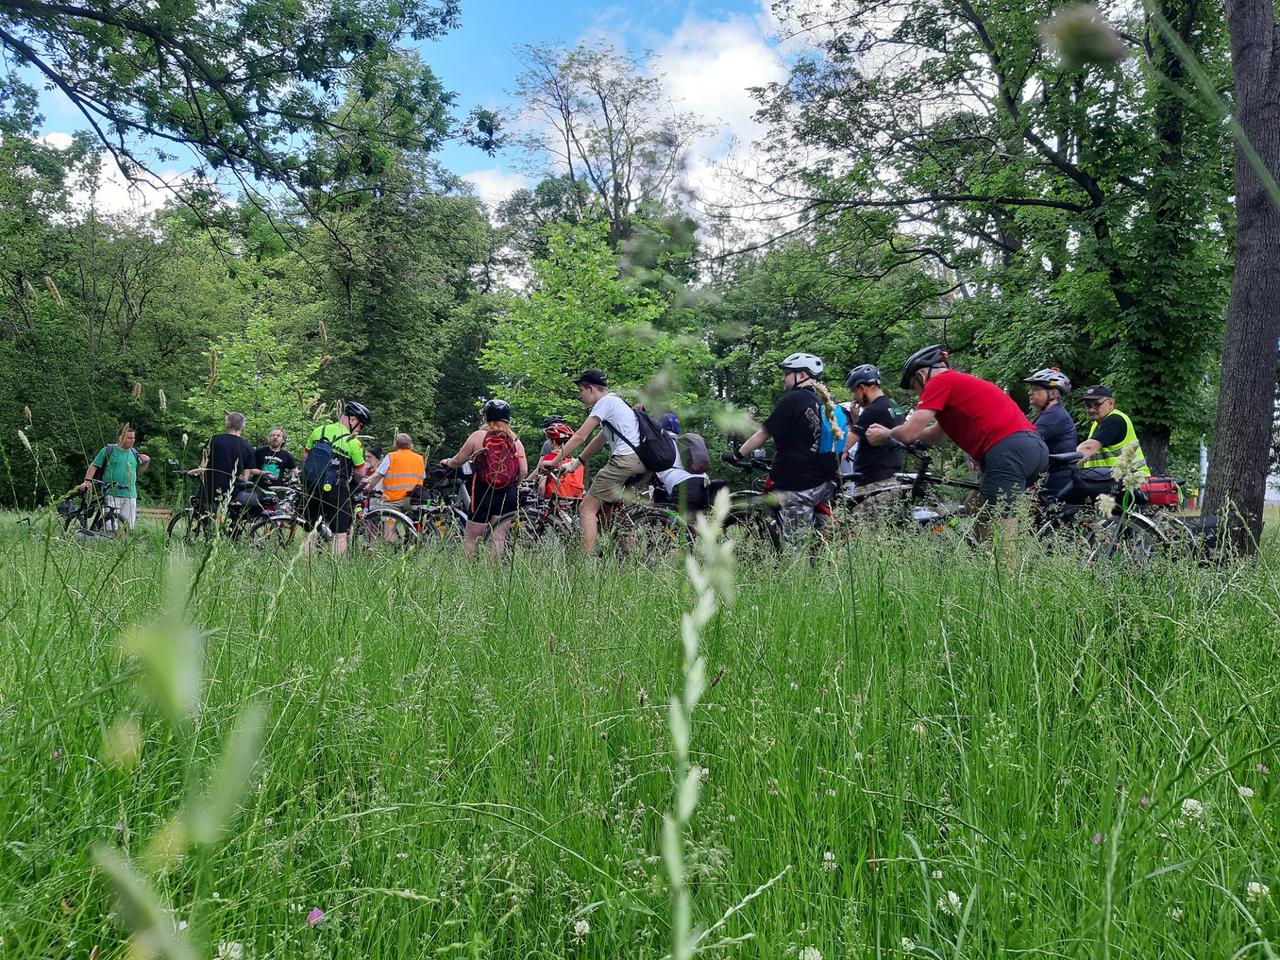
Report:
1,0,1276,541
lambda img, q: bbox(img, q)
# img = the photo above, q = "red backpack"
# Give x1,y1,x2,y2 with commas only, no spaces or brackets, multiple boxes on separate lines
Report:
476,431,520,488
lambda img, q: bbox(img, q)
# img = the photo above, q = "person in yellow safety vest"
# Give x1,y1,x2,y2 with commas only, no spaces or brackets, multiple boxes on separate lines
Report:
1075,385,1150,480
368,433,426,510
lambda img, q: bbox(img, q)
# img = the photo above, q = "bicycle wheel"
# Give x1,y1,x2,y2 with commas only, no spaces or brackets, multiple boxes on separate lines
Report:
1087,514,1165,566
166,507,212,545
413,505,464,541
723,501,782,556
354,508,420,554
246,515,309,551
614,507,689,557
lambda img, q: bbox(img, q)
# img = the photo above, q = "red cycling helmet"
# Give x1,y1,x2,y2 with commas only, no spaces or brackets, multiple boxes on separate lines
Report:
545,422,574,442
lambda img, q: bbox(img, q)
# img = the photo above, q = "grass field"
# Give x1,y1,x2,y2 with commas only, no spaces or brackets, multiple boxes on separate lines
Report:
2,519,1278,959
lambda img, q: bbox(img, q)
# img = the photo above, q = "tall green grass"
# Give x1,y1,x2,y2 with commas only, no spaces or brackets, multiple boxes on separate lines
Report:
1,521,1277,958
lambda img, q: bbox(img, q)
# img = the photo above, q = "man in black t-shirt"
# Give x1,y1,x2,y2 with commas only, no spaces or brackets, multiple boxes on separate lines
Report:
194,412,257,511
844,364,905,492
253,426,297,487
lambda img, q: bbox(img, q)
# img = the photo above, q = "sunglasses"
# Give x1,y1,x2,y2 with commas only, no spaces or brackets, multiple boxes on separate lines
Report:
1083,400,1107,408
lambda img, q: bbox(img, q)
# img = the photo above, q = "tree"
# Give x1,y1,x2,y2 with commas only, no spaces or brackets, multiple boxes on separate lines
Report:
1201,0,1280,551
512,42,708,247
481,222,710,427
754,0,1232,471
0,0,495,222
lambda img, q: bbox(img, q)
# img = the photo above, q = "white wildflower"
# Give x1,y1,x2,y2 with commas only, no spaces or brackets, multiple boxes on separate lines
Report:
821,851,837,872
937,890,962,917
1247,882,1270,903
215,943,243,960
1238,785,1255,800
901,936,916,952
931,869,944,880
1180,798,1204,821
799,948,822,960
1169,906,1183,921
1096,493,1117,516
571,919,590,945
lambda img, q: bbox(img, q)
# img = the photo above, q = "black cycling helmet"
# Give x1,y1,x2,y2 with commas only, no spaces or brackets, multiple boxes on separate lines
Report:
483,399,513,423
1023,368,1072,394
845,364,883,391
541,414,567,429
344,400,373,427
899,344,949,390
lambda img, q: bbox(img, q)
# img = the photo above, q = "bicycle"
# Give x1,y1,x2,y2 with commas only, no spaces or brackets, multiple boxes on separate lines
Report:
166,477,293,545
716,458,784,555
840,441,979,534
58,480,126,539
247,487,420,554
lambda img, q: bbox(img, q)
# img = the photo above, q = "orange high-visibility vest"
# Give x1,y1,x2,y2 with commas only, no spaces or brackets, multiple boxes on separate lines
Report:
383,449,425,501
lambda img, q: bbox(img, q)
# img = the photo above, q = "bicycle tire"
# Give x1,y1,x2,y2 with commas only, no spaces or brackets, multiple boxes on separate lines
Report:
354,508,420,554
614,507,688,557
723,501,782,555
166,507,212,545
246,515,309,551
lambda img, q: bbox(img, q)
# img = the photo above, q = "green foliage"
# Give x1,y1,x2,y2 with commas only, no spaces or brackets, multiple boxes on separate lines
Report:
182,312,322,445
481,222,711,428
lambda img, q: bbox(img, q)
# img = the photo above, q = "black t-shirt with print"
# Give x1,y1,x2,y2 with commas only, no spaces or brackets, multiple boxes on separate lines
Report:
254,447,296,485
763,387,833,491
851,394,906,483
1089,413,1127,449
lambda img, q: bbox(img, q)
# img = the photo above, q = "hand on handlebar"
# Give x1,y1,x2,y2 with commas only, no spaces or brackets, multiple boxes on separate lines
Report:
720,449,741,464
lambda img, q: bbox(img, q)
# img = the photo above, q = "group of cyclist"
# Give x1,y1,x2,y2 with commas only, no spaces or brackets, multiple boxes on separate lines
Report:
76,344,1150,554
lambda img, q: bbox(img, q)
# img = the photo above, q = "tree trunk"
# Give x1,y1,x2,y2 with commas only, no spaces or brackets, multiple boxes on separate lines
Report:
1202,0,1280,552
1139,425,1171,477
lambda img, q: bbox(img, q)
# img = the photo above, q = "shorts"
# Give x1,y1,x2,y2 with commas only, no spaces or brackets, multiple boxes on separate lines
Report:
468,483,518,524
978,431,1049,506
587,454,647,504
304,484,353,535
105,495,136,530
776,481,836,543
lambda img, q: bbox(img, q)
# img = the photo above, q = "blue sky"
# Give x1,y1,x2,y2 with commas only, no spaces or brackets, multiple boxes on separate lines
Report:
27,0,788,213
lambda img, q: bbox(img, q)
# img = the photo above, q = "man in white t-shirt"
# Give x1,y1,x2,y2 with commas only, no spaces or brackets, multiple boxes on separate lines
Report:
545,368,647,553
654,412,707,512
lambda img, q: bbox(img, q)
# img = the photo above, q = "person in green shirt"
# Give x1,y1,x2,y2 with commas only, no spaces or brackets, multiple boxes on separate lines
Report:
80,424,151,531
302,401,371,555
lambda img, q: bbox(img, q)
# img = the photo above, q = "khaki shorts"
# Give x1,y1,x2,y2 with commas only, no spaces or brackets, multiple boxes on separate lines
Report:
105,495,137,531
587,454,647,504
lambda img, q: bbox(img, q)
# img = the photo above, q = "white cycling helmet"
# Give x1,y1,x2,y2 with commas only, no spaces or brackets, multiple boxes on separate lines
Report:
1024,368,1072,394
779,352,825,377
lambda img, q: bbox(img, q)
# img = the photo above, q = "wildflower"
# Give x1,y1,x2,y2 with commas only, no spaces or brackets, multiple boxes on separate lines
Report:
571,919,590,945
1247,882,1270,903
1180,798,1205,821
901,937,916,953
937,890,962,917
799,949,822,960
1139,795,1151,809
1096,493,1117,517
1238,785,1255,800
768,778,779,796
931,869,943,880
1169,906,1183,921
1091,832,1104,844
1257,763,1270,775
790,682,799,690
263,818,273,827
306,907,325,928
215,943,243,960
912,721,928,739
821,851,837,872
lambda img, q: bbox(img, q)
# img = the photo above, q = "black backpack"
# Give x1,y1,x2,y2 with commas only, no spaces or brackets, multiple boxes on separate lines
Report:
604,405,677,472
302,427,351,490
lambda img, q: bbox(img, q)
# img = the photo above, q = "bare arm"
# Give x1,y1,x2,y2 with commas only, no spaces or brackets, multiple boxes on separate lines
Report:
550,417,600,466
443,431,482,469
516,441,529,482
735,427,771,458
1077,438,1102,459
867,409,939,446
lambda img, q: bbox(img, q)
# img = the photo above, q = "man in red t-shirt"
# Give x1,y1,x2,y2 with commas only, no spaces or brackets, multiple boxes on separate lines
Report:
864,345,1048,508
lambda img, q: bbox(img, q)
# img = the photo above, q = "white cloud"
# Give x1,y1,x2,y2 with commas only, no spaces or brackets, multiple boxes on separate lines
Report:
658,13,786,150
462,167,531,213
40,130,204,217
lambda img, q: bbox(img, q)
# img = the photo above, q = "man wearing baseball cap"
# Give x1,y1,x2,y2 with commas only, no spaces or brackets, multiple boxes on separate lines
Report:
544,369,647,553
1076,385,1150,480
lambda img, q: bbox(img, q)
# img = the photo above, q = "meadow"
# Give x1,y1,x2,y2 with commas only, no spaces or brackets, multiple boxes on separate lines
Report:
1,519,1278,959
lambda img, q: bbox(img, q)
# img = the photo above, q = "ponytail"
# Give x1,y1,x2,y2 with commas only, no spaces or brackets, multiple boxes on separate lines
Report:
813,382,845,444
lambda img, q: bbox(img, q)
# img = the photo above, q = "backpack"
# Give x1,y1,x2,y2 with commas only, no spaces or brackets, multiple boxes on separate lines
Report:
605,405,677,472
817,403,850,456
476,431,520,488
302,427,350,490
678,432,711,473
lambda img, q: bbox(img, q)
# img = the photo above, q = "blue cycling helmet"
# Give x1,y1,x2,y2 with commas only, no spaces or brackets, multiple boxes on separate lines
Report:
659,413,681,435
